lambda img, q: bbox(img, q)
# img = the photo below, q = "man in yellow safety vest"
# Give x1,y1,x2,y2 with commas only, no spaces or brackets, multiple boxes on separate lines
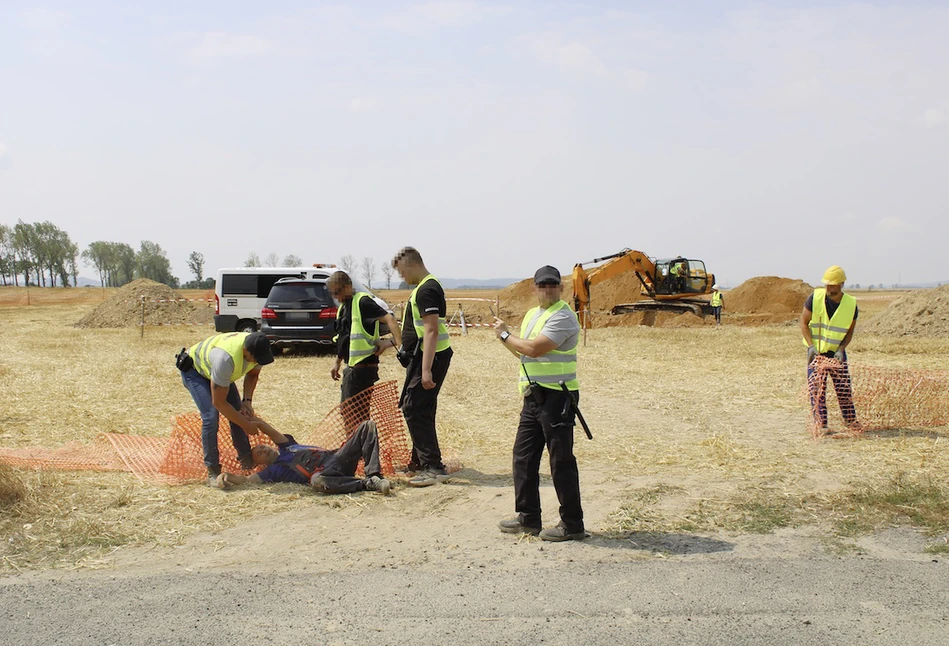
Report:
493,265,586,542
710,284,723,326
799,265,859,433
179,331,274,486
328,271,402,429
392,246,453,488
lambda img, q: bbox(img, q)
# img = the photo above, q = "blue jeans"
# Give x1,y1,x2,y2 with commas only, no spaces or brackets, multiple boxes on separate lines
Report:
180,368,252,471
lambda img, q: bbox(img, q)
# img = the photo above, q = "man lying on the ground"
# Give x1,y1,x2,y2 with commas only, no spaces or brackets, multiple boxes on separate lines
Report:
215,417,391,495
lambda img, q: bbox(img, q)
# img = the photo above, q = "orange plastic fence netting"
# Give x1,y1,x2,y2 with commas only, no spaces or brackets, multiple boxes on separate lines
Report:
805,356,949,438
0,380,463,484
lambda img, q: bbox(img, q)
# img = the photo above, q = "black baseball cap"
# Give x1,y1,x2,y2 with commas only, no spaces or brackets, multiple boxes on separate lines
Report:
533,265,561,285
244,332,275,366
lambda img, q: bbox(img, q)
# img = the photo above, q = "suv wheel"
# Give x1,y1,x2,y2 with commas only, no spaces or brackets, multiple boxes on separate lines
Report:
236,319,258,333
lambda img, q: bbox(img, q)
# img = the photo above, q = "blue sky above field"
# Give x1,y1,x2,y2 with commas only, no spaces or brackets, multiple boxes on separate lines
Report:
1,1,947,287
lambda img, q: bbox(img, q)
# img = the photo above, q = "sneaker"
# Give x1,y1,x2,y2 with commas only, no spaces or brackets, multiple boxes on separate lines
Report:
398,462,422,477
364,475,392,495
310,474,327,493
498,518,541,536
238,454,255,471
539,522,587,542
407,468,449,488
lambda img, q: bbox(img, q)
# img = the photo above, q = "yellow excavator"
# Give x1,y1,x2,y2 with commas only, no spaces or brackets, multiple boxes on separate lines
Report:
572,249,716,328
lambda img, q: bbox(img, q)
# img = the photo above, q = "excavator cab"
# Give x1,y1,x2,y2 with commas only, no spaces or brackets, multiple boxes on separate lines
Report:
654,258,711,296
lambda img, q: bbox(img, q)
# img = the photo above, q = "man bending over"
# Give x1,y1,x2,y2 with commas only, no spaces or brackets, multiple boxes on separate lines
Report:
216,417,391,495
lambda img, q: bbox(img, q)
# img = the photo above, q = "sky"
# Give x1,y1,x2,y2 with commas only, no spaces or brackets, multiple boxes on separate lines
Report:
1,1,948,287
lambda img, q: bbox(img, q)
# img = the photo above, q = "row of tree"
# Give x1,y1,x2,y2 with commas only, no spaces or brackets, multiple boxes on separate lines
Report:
0,221,79,288
243,252,398,289
338,254,397,289
243,252,303,268
0,219,184,289
81,240,179,288
1,219,399,291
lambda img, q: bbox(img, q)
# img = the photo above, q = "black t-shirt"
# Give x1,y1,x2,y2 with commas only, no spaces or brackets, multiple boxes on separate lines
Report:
336,294,388,365
401,279,447,352
804,293,859,320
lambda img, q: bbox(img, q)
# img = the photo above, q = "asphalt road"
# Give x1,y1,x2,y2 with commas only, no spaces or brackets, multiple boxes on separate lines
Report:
2,556,946,645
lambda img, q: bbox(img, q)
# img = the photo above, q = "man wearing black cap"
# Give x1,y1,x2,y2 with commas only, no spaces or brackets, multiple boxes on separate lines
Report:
179,331,275,487
493,266,586,541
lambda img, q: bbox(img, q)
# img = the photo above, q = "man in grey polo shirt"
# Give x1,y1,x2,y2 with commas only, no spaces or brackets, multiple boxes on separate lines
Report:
180,331,274,486
493,265,586,542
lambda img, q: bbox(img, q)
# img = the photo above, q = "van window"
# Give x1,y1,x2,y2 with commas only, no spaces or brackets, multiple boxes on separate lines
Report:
221,274,257,296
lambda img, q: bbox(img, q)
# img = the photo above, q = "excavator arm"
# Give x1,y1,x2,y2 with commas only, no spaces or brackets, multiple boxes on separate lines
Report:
572,249,658,328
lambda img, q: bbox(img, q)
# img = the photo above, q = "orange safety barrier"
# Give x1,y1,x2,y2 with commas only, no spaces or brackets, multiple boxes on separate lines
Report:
0,381,463,484
805,356,949,438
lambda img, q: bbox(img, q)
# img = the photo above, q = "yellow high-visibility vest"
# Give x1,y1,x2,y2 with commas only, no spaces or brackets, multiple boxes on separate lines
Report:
405,274,450,352
189,332,256,384
711,291,722,307
803,288,856,354
518,300,579,395
335,292,380,367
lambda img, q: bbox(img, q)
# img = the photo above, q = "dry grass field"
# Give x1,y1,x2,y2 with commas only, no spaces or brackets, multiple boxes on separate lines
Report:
1,285,948,571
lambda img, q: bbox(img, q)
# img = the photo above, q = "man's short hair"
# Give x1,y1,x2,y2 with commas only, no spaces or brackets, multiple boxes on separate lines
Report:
328,271,352,290
392,246,423,269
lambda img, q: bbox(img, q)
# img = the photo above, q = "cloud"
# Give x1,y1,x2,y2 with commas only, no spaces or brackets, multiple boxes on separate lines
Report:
348,98,376,113
18,8,67,31
518,32,647,91
923,108,946,127
878,217,910,231
180,32,274,64
380,1,509,32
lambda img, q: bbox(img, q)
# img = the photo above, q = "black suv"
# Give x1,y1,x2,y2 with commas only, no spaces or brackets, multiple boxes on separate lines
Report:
261,278,338,346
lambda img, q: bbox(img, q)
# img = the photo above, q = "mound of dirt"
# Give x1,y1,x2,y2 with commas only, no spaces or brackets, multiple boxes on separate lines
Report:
75,279,214,328
862,284,949,337
726,277,814,320
598,310,707,328
498,270,644,327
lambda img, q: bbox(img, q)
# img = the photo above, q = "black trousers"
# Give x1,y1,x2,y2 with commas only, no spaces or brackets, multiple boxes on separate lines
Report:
318,420,383,494
402,348,452,471
513,388,583,532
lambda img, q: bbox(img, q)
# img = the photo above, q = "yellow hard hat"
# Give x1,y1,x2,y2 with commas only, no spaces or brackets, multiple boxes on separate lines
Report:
822,265,847,285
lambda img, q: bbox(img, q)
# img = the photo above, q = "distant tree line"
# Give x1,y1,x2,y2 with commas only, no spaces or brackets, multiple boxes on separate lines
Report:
0,220,79,287
0,219,365,291
0,219,183,289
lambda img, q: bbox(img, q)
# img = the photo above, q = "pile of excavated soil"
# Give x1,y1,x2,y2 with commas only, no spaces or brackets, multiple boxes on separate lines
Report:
725,276,814,323
498,271,644,327
597,310,707,328
862,284,949,337
75,279,214,328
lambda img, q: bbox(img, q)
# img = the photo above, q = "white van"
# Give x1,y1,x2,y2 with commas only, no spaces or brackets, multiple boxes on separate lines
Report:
213,266,387,333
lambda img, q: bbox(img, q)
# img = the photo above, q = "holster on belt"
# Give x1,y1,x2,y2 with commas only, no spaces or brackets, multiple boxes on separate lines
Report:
175,348,194,372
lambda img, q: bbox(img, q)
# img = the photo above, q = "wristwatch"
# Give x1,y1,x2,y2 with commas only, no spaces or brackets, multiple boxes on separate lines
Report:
500,331,511,343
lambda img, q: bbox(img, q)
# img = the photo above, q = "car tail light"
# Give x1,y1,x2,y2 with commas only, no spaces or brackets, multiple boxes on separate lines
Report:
261,308,277,320
319,307,337,319
215,294,220,315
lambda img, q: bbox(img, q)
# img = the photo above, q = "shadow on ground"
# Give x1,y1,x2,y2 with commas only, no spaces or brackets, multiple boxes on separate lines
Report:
862,428,947,439
588,532,734,555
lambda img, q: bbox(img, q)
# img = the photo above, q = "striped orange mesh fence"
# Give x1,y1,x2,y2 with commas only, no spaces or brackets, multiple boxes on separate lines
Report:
0,380,463,484
805,356,949,438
